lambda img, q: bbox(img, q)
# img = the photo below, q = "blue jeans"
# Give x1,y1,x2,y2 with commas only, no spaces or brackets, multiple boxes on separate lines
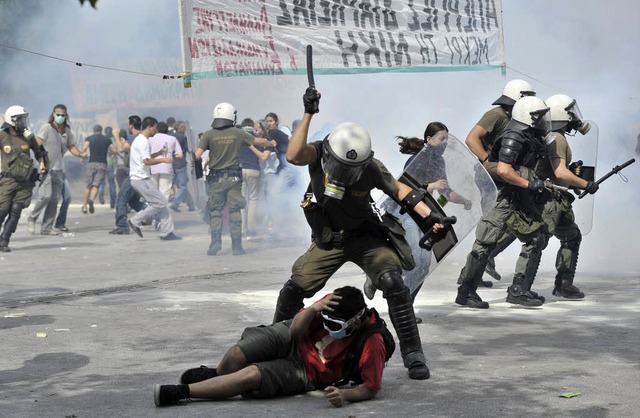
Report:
115,177,146,230
171,165,194,210
54,176,71,229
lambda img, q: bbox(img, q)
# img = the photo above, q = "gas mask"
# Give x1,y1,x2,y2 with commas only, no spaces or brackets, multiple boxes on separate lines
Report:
321,140,373,200
567,119,591,136
321,308,365,339
12,115,29,134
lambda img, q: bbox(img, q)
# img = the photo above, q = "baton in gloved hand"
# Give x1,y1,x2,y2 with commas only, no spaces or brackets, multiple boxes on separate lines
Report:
578,158,636,199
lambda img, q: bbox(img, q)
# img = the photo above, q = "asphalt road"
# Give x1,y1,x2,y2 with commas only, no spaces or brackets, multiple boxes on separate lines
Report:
1,203,638,417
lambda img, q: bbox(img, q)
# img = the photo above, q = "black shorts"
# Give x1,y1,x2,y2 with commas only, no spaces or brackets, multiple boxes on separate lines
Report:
237,321,314,398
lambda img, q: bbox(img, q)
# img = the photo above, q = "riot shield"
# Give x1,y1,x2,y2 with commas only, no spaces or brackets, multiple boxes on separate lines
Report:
376,132,496,296
565,120,598,235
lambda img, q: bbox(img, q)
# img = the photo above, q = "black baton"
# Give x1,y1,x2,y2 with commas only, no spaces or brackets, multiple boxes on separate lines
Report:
578,158,636,199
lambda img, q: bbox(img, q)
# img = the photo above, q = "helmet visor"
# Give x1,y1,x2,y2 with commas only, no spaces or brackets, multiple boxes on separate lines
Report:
565,99,584,123
530,107,552,133
322,139,373,186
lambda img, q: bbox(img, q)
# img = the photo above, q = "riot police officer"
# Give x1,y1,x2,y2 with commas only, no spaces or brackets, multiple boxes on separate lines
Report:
271,87,444,380
0,106,47,252
537,94,598,299
456,96,552,308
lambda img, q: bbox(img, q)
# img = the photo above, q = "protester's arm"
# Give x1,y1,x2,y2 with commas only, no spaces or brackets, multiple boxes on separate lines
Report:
289,293,341,338
324,384,378,407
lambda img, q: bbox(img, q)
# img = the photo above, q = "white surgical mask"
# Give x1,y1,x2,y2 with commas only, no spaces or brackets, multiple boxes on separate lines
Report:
54,115,66,125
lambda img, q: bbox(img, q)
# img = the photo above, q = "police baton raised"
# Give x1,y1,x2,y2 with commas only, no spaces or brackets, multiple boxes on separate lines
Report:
578,158,636,199
306,45,319,113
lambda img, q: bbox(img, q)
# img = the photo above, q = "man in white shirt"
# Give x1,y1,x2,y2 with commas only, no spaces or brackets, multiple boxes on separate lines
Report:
128,116,181,241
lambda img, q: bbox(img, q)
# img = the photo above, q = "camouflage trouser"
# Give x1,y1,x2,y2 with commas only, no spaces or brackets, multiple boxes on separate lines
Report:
541,192,581,283
207,176,245,236
459,194,548,291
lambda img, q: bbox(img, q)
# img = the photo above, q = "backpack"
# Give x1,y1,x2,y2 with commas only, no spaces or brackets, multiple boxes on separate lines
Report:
336,307,396,386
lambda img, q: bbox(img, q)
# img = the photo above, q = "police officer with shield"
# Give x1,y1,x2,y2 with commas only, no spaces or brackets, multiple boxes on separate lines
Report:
271,87,444,380
537,94,598,299
456,96,553,309
0,106,47,252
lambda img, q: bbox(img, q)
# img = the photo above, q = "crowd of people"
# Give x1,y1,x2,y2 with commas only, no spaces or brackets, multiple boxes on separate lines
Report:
0,80,606,409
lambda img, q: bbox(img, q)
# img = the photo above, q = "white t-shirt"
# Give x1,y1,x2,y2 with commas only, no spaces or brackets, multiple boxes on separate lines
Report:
129,133,151,180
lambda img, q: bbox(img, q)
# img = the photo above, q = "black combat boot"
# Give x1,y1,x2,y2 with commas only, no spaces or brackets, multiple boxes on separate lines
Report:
506,275,543,307
0,208,9,252
0,203,23,253
553,276,585,299
207,232,222,256
380,271,429,380
455,283,490,309
231,234,245,255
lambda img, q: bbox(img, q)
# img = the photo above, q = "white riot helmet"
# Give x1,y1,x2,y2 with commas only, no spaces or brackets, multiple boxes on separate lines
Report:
322,122,374,199
546,94,591,135
511,96,551,134
211,102,237,129
4,105,29,132
492,79,536,106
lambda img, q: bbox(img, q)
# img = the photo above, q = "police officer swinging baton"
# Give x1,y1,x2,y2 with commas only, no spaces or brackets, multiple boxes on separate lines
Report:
578,158,636,199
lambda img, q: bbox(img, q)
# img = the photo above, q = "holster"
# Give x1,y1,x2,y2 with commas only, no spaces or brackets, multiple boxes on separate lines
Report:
378,213,416,270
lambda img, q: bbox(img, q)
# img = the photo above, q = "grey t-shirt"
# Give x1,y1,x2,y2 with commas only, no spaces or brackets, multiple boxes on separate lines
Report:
37,123,74,171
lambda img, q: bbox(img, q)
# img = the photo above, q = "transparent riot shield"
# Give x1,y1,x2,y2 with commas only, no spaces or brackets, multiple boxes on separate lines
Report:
566,120,598,235
376,132,497,296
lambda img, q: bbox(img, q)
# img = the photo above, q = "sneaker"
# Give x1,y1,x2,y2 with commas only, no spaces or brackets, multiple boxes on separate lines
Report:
98,193,105,205
56,226,69,233
128,220,143,238
188,207,196,212
160,232,182,241
455,291,490,309
109,228,130,235
27,219,36,235
81,206,88,214
153,384,190,407
170,206,180,213
179,366,218,385
41,229,59,236
88,199,95,214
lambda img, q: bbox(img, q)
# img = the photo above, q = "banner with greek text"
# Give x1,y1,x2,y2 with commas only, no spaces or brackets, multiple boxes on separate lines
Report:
179,0,505,81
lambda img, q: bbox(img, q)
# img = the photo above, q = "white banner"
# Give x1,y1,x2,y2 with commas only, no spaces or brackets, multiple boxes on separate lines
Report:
179,0,505,81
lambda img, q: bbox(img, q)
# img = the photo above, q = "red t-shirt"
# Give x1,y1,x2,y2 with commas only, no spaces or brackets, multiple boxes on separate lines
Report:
296,311,386,391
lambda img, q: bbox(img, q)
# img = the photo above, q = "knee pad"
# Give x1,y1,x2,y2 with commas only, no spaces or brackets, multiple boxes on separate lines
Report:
529,232,548,251
379,270,407,299
560,231,582,252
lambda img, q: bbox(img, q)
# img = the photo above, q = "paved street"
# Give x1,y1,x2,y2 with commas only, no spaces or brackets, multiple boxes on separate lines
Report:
0,204,638,417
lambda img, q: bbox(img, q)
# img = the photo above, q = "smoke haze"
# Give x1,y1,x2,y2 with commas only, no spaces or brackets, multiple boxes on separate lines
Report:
0,0,638,273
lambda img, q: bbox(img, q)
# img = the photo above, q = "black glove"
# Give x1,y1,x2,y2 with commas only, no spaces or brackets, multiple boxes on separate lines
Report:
528,178,545,193
303,87,320,114
426,212,444,225
568,160,583,176
584,181,599,194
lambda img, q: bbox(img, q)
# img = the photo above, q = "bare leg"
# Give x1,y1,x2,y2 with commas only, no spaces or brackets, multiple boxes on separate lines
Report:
188,365,261,399
217,345,248,375
90,186,99,201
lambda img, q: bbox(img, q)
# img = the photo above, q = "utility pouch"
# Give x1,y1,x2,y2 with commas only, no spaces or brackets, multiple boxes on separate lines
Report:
7,151,36,182
379,212,416,270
